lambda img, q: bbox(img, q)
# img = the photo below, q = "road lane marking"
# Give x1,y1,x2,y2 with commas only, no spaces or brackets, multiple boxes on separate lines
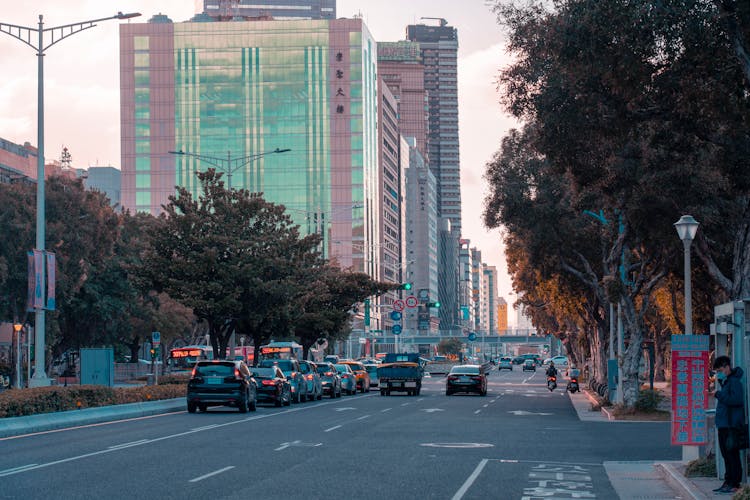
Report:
483,404,488,408
0,464,37,475
0,394,376,477
189,466,235,482
417,398,424,402
401,403,410,406
380,408,392,413
275,442,292,451
451,459,488,500
355,415,370,421
324,425,342,433
190,425,219,432
474,410,481,414
107,439,149,449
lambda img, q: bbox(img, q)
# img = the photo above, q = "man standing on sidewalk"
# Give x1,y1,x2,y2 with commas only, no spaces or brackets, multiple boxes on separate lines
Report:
713,355,745,494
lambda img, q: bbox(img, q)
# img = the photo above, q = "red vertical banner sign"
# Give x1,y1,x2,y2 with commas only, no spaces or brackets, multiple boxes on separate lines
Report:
46,252,56,311
671,335,710,446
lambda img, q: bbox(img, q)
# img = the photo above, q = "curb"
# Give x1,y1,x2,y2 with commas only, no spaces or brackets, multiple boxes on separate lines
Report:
655,462,707,500
583,389,614,421
0,398,185,438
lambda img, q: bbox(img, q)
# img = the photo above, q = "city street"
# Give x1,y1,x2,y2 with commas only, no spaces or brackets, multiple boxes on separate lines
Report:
0,368,679,499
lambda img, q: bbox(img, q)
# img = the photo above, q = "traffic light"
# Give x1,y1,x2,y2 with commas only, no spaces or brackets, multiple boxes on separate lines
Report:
399,283,413,290
149,348,156,359
426,301,441,308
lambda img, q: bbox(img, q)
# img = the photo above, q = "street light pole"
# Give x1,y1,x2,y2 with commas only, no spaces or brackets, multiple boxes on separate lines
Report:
674,214,700,462
1,11,141,387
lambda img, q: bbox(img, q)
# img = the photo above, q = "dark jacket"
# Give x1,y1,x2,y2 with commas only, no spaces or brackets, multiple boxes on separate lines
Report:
715,367,745,429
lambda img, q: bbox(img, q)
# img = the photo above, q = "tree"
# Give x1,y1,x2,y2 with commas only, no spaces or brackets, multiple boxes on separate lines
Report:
438,338,464,356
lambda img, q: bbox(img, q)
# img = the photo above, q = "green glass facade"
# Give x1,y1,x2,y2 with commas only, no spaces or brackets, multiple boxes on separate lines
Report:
121,19,380,270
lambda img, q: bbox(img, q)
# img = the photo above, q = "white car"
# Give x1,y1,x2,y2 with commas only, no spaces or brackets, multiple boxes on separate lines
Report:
550,356,568,366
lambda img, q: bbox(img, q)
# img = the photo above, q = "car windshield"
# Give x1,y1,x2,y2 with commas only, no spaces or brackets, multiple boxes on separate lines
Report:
195,363,234,377
298,363,310,374
251,367,277,379
345,363,364,371
525,360,534,364
261,360,294,372
334,365,351,373
501,358,511,362
365,365,377,374
450,366,480,375
316,365,332,374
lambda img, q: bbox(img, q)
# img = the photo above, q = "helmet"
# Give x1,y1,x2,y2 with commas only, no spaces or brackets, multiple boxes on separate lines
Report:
549,361,555,367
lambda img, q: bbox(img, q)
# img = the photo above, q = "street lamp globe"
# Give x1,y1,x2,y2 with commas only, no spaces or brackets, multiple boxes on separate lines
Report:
674,215,699,243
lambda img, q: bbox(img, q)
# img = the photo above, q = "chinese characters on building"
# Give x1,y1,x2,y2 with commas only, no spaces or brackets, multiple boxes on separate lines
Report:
334,51,346,113
671,335,709,446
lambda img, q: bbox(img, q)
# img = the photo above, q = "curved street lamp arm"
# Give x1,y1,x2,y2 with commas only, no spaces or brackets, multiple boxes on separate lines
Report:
0,22,39,50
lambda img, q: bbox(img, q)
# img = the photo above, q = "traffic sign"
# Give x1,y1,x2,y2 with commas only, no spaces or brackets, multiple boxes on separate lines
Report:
152,331,161,346
393,299,405,312
392,324,402,335
390,311,402,321
405,296,418,308
468,333,477,342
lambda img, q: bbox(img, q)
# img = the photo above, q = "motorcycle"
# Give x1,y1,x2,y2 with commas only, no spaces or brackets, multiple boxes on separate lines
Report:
547,376,557,391
567,376,579,393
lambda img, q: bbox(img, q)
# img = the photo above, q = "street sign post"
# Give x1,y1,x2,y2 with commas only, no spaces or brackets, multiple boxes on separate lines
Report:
392,324,402,335
468,333,477,342
390,311,402,321
151,331,161,346
405,296,418,308
393,299,405,312
670,335,709,448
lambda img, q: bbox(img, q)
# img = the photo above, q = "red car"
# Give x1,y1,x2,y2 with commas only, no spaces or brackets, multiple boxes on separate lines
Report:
445,365,487,396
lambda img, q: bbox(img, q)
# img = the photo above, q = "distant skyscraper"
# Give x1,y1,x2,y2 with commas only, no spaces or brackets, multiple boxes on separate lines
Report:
404,137,439,334
482,265,498,335
203,0,335,20
407,21,461,234
377,41,427,155
439,218,459,331
120,17,380,275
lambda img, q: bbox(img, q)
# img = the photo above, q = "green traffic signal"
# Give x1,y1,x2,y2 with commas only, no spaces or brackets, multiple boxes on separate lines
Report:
400,283,413,290
427,301,440,308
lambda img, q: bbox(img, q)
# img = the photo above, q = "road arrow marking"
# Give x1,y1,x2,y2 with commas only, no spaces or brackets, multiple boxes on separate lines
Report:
421,408,445,413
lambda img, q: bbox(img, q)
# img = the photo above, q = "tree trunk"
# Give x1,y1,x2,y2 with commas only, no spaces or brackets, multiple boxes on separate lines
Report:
620,296,644,407
128,338,140,363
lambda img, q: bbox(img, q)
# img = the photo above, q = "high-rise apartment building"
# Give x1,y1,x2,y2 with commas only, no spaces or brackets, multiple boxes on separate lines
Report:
404,137,438,334
439,217,459,331
458,239,474,331
84,166,122,208
470,247,484,333
202,0,335,20
120,17,380,275
377,41,427,155
0,137,37,183
482,265,498,335
406,21,461,234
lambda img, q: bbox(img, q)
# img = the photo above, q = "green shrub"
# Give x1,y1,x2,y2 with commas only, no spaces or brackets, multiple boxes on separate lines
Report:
157,374,190,385
635,389,663,412
0,384,185,418
733,485,750,499
685,455,716,477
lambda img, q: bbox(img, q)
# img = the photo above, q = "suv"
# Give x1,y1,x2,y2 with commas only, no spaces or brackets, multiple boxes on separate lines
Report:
187,360,257,413
522,359,536,372
498,357,513,371
259,359,309,403
298,360,323,401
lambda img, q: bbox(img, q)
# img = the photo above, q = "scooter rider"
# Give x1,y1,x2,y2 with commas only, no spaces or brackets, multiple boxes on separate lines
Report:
546,361,558,390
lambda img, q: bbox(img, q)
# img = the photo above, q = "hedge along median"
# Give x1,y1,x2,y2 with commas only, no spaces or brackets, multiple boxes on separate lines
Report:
0,383,187,418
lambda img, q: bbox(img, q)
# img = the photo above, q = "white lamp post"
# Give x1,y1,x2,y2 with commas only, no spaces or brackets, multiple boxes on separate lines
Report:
674,214,700,462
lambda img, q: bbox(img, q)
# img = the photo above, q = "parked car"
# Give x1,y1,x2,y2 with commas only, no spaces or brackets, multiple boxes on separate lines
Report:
522,359,536,372
316,362,342,398
340,360,371,392
259,358,309,404
498,357,513,371
298,360,323,401
187,360,257,413
445,365,487,396
363,363,379,387
250,366,292,407
334,363,358,395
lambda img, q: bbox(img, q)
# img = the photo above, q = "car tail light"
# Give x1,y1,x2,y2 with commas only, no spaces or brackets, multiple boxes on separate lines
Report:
325,372,334,377
191,367,198,377
290,372,297,378
235,368,242,379
571,378,577,383
261,380,276,386
447,375,458,381
306,374,313,380
471,376,482,381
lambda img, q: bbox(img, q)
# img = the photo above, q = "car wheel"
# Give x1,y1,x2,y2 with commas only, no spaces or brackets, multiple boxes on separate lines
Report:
198,404,207,412
380,389,386,396
275,397,283,407
293,391,300,404
317,391,323,400
249,394,257,412
187,401,197,413
238,393,249,413
445,391,451,396
284,393,292,406
330,390,336,399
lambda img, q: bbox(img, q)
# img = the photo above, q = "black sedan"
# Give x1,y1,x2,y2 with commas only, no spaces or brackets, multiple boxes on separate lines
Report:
445,365,487,396
187,360,257,413
251,366,292,407
316,362,342,398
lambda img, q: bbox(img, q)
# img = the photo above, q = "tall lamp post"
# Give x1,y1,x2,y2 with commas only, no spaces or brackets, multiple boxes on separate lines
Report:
169,148,291,189
1,11,141,387
674,215,699,336
674,214,700,462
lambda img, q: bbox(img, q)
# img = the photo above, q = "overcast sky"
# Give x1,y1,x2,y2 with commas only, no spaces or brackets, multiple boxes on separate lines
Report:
0,0,520,322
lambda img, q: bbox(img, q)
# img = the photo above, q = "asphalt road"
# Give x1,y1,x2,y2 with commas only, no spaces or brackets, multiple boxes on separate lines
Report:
0,367,679,499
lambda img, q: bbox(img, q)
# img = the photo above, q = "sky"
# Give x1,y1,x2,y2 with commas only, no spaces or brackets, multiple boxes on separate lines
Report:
0,1,521,322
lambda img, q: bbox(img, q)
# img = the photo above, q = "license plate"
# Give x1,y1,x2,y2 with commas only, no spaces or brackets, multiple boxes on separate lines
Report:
207,377,222,385
460,376,470,383
405,382,416,387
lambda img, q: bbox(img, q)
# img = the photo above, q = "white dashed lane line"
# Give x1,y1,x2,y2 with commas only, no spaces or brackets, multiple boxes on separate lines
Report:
189,466,235,483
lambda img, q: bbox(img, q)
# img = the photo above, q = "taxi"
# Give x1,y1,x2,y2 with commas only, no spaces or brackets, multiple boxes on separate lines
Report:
339,360,371,393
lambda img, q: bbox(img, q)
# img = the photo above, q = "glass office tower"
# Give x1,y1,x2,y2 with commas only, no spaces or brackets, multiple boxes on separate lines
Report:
120,17,380,273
